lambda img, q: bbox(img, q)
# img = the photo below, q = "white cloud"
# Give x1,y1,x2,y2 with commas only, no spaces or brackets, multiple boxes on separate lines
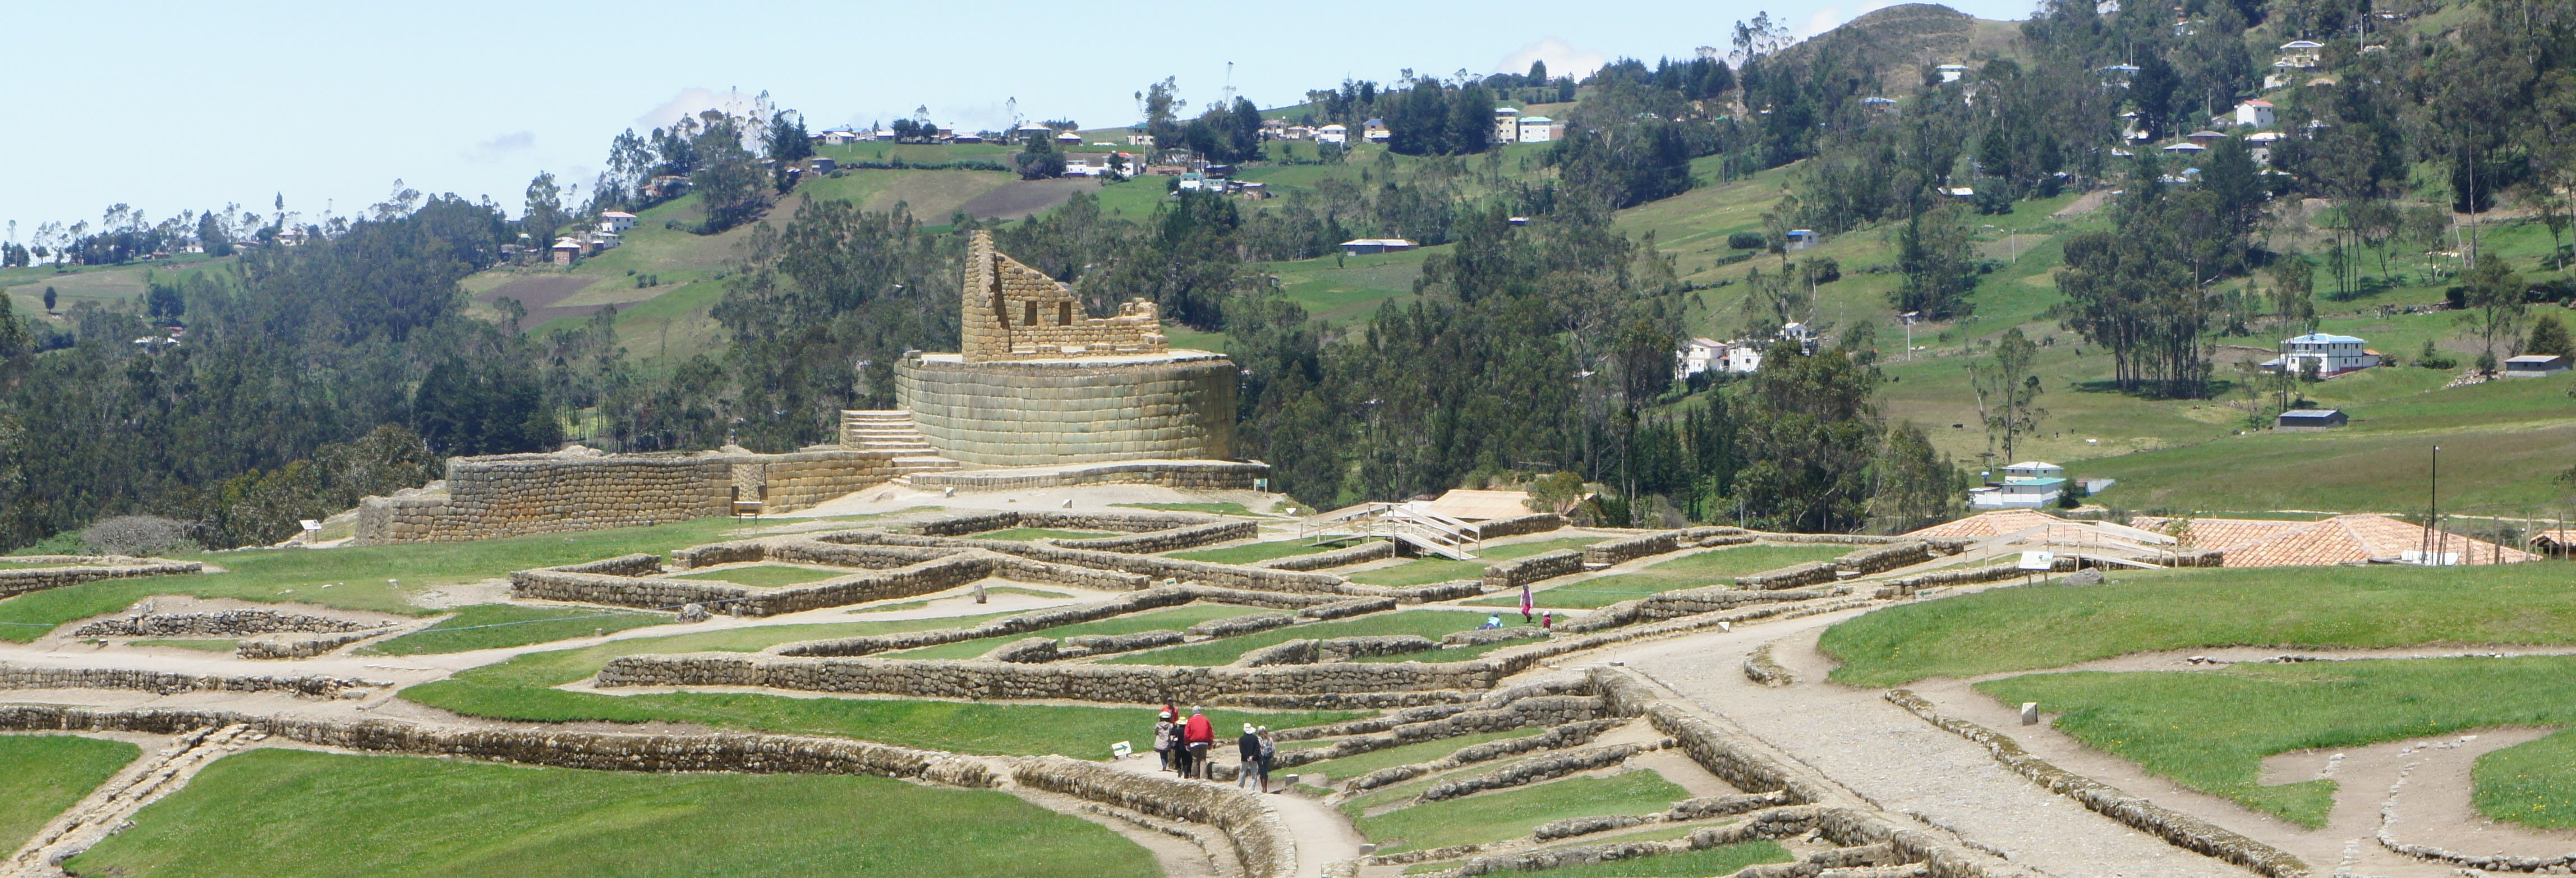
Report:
462,130,535,163
636,88,767,130
1497,38,1606,80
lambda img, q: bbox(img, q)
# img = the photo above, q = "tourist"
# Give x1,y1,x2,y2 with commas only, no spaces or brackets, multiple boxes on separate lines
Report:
1153,711,1176,771
1183,708,1215,779
1257,727,1278,793
1237,723,1262,790
1541,610,1553,631
1482,613,1502,629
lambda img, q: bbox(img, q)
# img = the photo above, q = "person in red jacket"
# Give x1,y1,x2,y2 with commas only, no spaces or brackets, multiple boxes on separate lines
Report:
1181,708,1215,779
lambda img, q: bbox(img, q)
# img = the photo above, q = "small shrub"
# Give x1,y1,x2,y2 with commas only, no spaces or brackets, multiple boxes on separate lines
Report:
80,516,196,557
1726,231,1765,250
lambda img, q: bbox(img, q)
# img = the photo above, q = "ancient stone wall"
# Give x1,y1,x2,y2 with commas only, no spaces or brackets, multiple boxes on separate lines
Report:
1585,532,1678,566
1335,580,1485,604
897,353,1241,466
355,448,907,545
1254,540,1393,571
513,548,1148,616
0,664,375,697
959,231,1168,362
903,459,1269,491
1011,756,1295,878
1482,550,1584,590
1733,561,1843,590
916,510,1221,536
1474,514,1565,539
0,558,203,600
596,651,1502,707
1835,541,1932,574
72,610,373,638
237,630,384,660
818,530,1346,594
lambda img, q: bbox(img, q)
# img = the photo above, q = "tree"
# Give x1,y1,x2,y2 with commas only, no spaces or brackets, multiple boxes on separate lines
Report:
2528,313,2574,360
195,209,233,257
2268,254,2315,332
40,287,55,313
2457,256,2527,373
523,172,565,245
1014,131,1066,180
1893,205,1979,319
1731,336,1883,532
1866,423,1959,534
1968,328,2045,463
691,117,767,232
412,358,563,456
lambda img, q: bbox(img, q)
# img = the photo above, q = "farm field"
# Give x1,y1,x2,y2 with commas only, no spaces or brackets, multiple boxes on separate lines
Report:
67,748,1156,878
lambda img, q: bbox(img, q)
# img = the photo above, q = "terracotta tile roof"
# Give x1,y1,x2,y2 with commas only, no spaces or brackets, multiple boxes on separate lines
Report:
2132,513,2538,567
1904,509,2065,539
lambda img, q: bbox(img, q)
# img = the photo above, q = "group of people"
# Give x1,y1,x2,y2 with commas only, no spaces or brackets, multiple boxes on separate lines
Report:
1151,704,1280,792
1476,610,1553,629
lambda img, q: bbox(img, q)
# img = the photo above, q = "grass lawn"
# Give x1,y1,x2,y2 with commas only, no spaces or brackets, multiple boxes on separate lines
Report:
0,516,769,643
1466,544,1852,609
1354,770,1693,853
889,603,1261,660
1979,656,2576,828
1114,502,1259,516
1290,728,1543,782
1404,842,1791,876
669,564,847,587
67,748,1154,878
399,615,1359,757
2473,728,2576,829
1101,609,1492,666
366,604,673,656
1167,540,1346,565
0,734,138,853
128,637,242,651
974,527,1115,541
1819,564,2576,687
1345,538,1600,587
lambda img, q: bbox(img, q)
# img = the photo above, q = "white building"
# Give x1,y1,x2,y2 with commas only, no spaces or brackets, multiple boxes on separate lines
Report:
1314,124,1347,145
1676,337,1726,379
1363,118,1391,142
1493,107,1521,144
599,211,638,233
1723,344,1763,373
1517,116,1563,142
1339,238,1416,255
2233,99,2276,128
2002,461,2065,480
1970,477,2067,509
1936,63,1969,82
2268,333,2379,376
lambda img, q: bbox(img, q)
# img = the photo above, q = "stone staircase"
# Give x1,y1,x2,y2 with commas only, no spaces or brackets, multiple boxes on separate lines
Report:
840,410,962,480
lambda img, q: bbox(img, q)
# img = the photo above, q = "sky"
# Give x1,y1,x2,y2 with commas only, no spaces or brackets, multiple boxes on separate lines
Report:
2,0,2040,234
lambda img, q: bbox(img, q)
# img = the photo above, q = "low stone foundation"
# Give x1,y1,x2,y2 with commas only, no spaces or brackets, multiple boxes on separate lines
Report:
354,447,916,545
0,557,204,600
597,651,1502,707
73,610,385,638
514,543,1149,616
1253,540,1395,571
900,459,1269,491
0,664,378,698
1482,550,1584,590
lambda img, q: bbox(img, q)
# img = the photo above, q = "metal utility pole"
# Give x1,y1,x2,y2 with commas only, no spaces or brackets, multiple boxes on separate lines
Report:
2420,445,2441,563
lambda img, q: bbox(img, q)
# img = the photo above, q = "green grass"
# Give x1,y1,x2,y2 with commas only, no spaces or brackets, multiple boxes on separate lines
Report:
1167,540,1347,565
1979,655,2576,828
974,527,1115,541
1819,563,2576,687
1113,502,1259,516
67,748,1154,878
128,638,242,652
1404,841,1791,876
887,603,1261,660
399,615,1359,757
2473,728,2576,829
1345,538,1601,587
669,564,847,587
0,734,139,853
366,604,673,656
0,516,770,643
1466,544,1853,609
1353,770,1694,853
1290,728,1544,782
1101,609,1492,666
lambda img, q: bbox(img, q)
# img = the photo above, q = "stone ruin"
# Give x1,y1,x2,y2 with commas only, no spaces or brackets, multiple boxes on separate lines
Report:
354,233,1257,545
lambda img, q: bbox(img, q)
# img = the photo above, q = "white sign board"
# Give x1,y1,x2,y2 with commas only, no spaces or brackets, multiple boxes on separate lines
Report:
2017,550,2056,572
1110,741,1133,760
299,520,323,532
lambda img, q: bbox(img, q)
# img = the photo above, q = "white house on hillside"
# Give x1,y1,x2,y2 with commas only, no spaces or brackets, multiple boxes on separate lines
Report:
2234,99,2276,128
2002,461,2066,480
2267,333,2379,376
599,212,637,232
1517,117,1563,142
1315,124,1347,145
1676,337,1726,379
1493,107,1521,144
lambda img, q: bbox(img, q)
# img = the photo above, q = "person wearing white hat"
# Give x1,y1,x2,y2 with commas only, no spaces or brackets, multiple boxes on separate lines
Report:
1153,710,1177,771
1237,723,1263,790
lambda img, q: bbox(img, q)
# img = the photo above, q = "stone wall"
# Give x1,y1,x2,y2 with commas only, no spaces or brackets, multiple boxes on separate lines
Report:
903,459,1269,492
1482,550,1584,590
237,630,384,660
1254,540,1393,571
916,510,1221,536
0,558,203,600
596,651,1502,708
897,353,1240,467
1234,636,1438,666
1337,580,1485,604
72,609,375,638
1011,756,1295,878
1835,541,1932,575
818,530,1346,594
1474,514,1565,539
0,664,376,697
0,705,996,788
958,231,1169,362
1052,522,1254,554
1584,532,1678,566
514,547,1149,616
355,448,908,545
1734,560,1843,590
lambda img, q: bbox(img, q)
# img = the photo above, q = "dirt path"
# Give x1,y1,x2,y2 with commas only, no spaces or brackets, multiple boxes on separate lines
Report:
1604,604,2253,878
1102,748,1364,878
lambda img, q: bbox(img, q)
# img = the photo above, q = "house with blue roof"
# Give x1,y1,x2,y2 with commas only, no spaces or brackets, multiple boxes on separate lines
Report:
2265,333,2379,377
